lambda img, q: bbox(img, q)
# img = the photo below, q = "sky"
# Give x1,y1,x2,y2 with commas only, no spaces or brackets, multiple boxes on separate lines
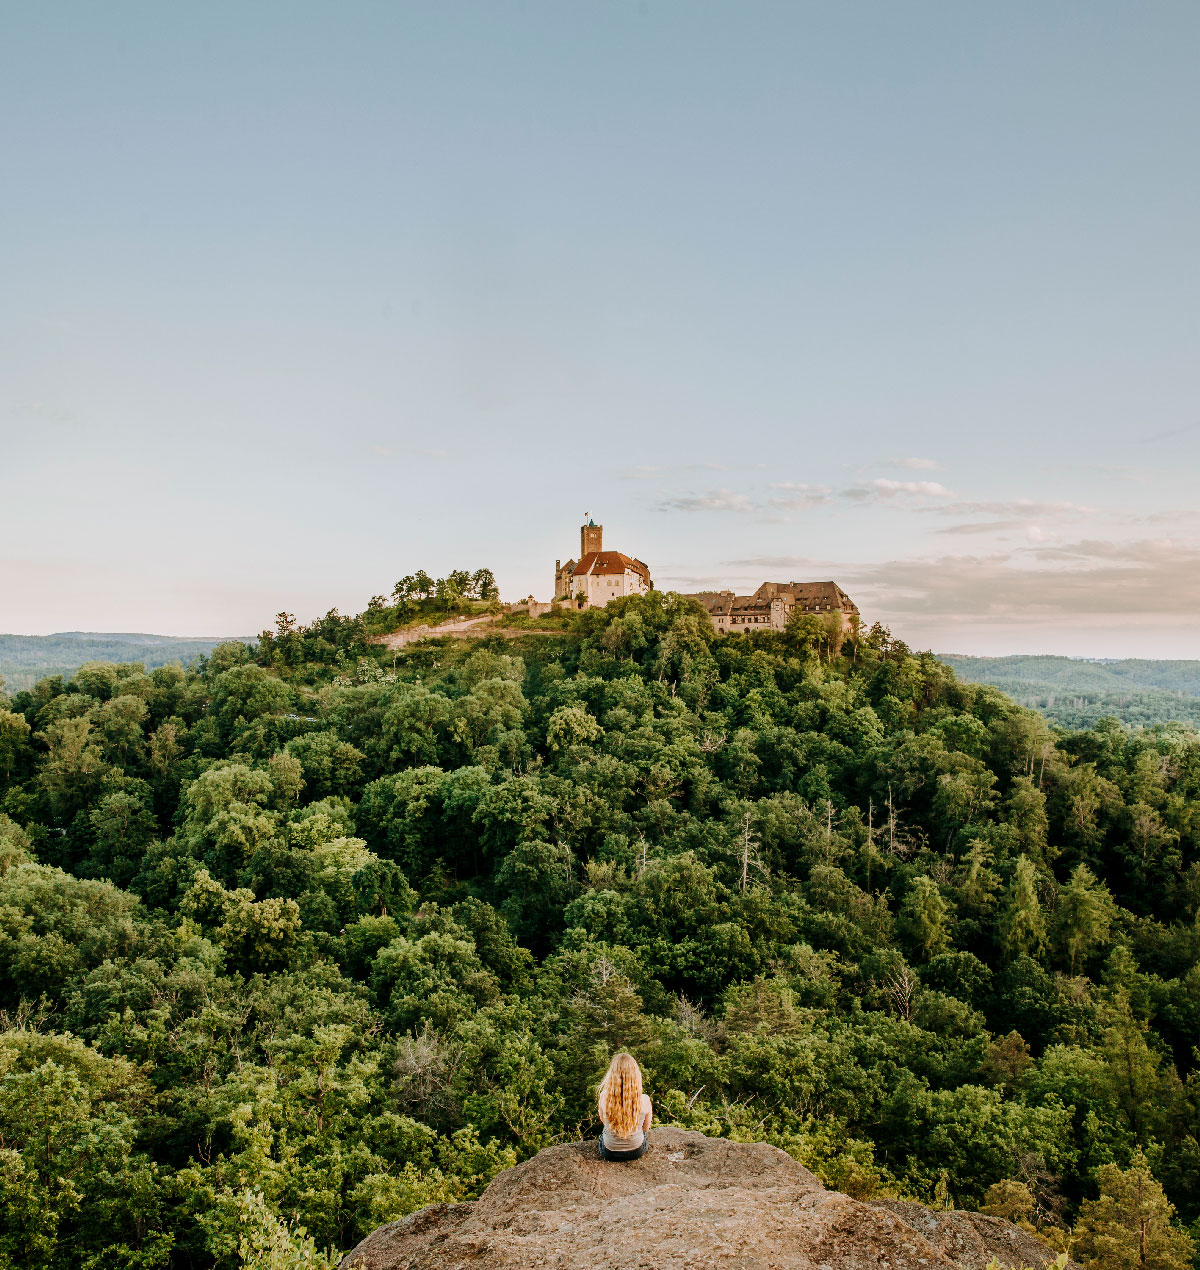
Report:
2,2,1198,656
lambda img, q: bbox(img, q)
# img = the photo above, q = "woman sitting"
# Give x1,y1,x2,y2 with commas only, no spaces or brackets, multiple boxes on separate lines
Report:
597,1051,652,1161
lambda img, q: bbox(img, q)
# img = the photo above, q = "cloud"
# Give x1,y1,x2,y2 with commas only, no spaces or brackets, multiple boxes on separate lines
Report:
932,520,1027,535
842,537,1200,621
843,478,954,501
722,554,828,571
658,489,756,514
1140,507,1200,526
654,571,742,590
622,461,733,482
767,482,833,509
1094,464,1160,484
891,457,942,470
922,498,1095,520
659,482,832,516
1139,420,1200,444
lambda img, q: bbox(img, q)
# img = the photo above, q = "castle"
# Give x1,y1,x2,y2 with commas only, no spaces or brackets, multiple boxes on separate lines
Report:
554,520,653,608
691,581,860,634
552,520,860,633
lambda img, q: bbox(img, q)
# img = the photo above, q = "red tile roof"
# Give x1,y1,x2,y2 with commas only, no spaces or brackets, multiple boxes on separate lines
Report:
571,551,652,585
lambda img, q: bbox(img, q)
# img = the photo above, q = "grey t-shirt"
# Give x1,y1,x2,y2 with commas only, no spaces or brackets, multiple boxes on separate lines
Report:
601,1123,645,1152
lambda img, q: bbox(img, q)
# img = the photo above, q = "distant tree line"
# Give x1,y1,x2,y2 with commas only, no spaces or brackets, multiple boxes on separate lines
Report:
944,655,1200,732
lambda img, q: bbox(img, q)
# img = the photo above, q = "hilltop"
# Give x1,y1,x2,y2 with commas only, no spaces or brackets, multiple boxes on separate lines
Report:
1,589,1197,1267
340,1128,1067,1270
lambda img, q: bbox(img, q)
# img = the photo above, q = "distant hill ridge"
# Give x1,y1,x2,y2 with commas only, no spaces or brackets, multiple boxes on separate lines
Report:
45,630,237,642
0,631,248,693
940,653,1200,730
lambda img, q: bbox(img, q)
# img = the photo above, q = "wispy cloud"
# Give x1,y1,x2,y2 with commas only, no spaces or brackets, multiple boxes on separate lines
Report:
1140,507,1200,526
891,457,942,471
658,489,755,513
843,478,954,501
722,554,829,573
1139,420,1200,444
932,520,1027,536
843,537,1200,621
922,498,1094,520
770,482,832,494
767,482,834,510
622,461,730,480
658,476,954,517
654,571,744,590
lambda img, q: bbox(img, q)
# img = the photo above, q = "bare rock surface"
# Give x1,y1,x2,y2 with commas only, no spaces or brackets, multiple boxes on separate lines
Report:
340,1127,1065,1270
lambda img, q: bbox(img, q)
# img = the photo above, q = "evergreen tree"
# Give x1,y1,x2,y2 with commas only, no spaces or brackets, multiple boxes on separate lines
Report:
898,874,950,960
999,855,1047,959
1054,863,1115,974
1072,1150,1194,1270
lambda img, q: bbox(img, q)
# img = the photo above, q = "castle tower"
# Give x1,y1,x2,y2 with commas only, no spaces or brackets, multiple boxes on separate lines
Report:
580,519,602,557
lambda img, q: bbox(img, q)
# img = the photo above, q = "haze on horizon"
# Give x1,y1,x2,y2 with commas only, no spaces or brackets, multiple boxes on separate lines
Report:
2,2,1198,658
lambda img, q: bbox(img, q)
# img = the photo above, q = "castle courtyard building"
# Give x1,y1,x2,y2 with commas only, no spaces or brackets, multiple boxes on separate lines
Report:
693,580,859,635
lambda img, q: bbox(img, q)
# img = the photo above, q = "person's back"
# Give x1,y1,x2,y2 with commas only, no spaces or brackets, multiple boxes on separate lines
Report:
597,1051,652,1162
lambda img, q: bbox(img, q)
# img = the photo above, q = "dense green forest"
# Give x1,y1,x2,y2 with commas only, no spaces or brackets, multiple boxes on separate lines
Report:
3,592,1200,1268
943,654,1200,731
0,633,235,695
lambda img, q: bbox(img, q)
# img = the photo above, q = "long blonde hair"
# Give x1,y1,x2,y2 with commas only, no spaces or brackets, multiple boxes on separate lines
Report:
599,1052,643,1136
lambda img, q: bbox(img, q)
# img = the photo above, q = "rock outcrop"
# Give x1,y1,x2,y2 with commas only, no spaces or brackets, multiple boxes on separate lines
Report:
340,1127,1066,1270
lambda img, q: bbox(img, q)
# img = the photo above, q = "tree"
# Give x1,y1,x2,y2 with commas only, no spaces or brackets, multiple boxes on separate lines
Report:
0,709,31,786
470,568,499,600
86,791,158,888
494,839,575,946
234,1189,338,1270
898,875,950,960
1072,1149,1194,1270
785,610,825,660
36,717,110,823
1053,864,1115,974
180,869,302,973
1004,776,1052,862
956,840,1001,920
0,1030,171,1269
999,856,1047,959
546,705,602,753
932,768,998,848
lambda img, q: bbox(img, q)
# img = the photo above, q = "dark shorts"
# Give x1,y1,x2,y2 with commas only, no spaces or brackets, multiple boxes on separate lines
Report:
598,1130,650,1162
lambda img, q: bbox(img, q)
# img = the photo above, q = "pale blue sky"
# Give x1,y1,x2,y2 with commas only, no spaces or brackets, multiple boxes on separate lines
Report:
2,2,1198,654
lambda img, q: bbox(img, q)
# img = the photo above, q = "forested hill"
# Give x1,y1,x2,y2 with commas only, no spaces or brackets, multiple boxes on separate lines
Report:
0,631,238,694
2,594,1199,1269
942,653,1200,731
